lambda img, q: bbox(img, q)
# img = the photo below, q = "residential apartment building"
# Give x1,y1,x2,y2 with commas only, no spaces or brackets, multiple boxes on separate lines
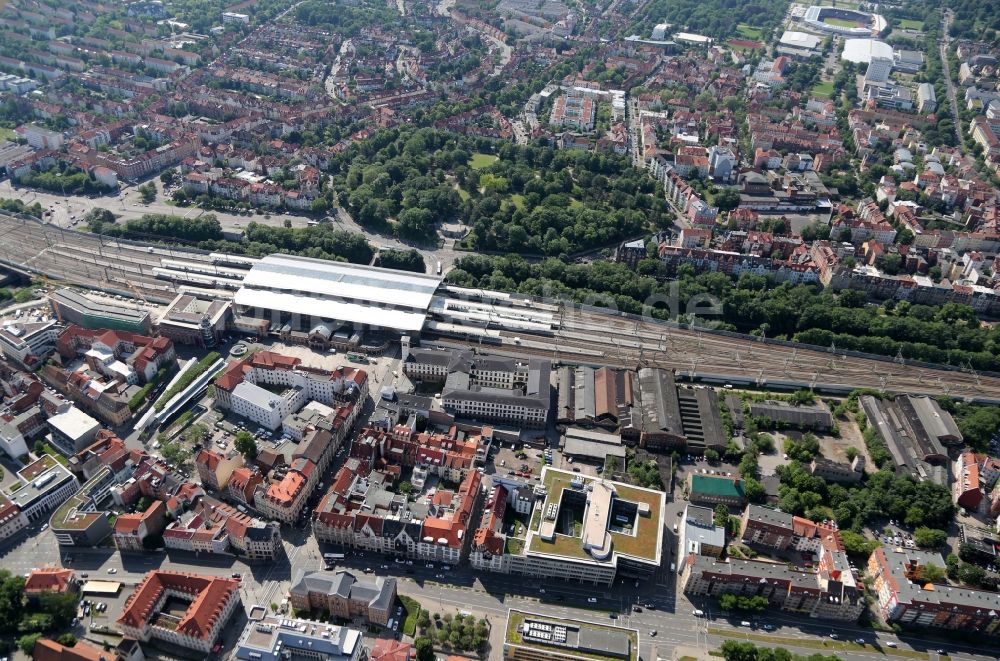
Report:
681,549,865,621
56,326,175,383
195,448,245,491
313,458,481,565
113,499,167,552
254,459,316,523
868,546,1000,635
954,451,1000,513
740,504,845,555
0,493,28,544
350,424,487,483
215,351,368,430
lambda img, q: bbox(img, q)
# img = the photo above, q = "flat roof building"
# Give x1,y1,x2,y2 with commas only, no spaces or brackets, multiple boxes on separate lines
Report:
779,31,821,50
470,467,665,586
48,288,151,334
678,504,726,558
841,38,893,64
503,609,638,661
9,455,79,523
158,292,230,348
235,616,364,661
47,406,102,454
234,254,442,335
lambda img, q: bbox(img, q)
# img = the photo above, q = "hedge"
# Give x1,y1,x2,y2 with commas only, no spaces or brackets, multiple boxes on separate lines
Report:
154,352,221,412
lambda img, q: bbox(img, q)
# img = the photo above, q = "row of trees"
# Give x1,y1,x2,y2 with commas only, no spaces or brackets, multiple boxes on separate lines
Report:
721,640,842,661
18,165,112,196
85,211,375,265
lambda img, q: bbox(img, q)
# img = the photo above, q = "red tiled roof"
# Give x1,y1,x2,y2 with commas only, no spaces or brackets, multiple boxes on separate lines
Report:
33,639,109,661
118,571,239,641
371,639,411,661
25,568,75,594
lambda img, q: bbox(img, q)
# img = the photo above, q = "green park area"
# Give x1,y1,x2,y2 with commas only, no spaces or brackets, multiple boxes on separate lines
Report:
812,80,836,99
468,153,499,170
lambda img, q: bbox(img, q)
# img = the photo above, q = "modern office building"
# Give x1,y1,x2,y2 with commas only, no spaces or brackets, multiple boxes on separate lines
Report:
234,616,365,661
470,468,665,586
8,455,79,523
48,288,152,334
503,609,639,661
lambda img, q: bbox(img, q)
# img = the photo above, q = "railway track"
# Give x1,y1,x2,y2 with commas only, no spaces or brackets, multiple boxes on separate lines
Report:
3,214,998,399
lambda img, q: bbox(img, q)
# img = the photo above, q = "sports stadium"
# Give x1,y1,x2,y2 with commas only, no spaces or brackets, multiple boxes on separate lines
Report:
803,5,887,37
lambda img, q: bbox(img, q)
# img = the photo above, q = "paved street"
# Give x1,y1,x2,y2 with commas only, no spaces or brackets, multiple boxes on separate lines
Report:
938,10,965,150
3,509,996,661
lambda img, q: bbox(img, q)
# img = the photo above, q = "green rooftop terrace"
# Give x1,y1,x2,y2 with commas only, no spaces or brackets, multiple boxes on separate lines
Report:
524,468,663,563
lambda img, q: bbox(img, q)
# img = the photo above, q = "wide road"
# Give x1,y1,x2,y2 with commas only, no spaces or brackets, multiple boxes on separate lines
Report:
2,522,988,661
939,10,965,149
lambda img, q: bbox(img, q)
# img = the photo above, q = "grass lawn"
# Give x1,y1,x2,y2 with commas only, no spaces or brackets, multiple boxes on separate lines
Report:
811,80,836,99
468,152,499,170
509,193,525,210
0,128,14,141
823,16,862,28
455,186,470,201
897,18,924,30
736,24,764,40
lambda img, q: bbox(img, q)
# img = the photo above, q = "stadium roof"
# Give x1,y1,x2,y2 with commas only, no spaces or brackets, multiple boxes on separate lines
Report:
841,38,892,64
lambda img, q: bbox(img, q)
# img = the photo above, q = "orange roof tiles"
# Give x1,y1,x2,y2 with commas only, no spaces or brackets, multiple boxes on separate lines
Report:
265,469,307,506
33,639,109,661
24,568,75,594
118,571,240,641
371,639,411,661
